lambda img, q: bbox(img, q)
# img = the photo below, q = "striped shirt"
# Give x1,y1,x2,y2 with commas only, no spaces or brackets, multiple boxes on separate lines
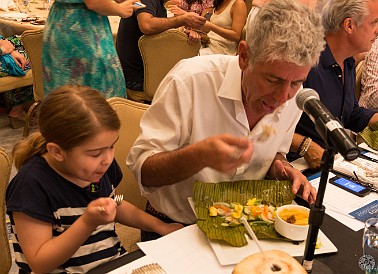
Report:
6,155,126,273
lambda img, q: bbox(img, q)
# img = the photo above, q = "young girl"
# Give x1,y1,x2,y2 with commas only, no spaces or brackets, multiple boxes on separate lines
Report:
6,85,183,273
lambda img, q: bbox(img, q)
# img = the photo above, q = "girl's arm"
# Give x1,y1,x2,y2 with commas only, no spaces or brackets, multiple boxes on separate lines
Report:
202,0,247,42
13,197,117,273
115,201,184,236
84,0,138,18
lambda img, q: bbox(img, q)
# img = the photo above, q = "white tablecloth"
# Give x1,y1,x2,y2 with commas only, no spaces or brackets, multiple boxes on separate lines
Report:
0,0,119,38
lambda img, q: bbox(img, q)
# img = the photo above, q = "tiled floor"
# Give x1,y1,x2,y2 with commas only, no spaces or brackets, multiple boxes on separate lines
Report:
0,113,140,273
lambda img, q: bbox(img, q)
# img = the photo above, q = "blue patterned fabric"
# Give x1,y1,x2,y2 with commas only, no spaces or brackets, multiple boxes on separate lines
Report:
42,1,126,98
0,35,28,77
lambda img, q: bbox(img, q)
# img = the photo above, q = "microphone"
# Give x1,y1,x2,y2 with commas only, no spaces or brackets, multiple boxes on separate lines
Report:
296,88,360,161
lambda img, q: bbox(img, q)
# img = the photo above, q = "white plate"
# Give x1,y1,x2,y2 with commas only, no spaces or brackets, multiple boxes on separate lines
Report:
188,197,338,266
209,230,337,265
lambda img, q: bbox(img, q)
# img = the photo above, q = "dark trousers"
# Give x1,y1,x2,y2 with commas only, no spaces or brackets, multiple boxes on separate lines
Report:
141,201,186,241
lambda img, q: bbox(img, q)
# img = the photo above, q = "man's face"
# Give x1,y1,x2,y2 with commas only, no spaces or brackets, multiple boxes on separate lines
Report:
240,58,311,120
351,0,378,52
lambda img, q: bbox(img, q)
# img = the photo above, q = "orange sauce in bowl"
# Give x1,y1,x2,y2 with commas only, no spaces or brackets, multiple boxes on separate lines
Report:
278,208,309,226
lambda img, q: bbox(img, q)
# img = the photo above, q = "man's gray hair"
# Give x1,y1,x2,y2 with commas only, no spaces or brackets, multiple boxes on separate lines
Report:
322,0,370,33
245,0,324,68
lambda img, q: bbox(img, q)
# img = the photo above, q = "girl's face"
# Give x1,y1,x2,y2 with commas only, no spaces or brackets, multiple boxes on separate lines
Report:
58,130,119,186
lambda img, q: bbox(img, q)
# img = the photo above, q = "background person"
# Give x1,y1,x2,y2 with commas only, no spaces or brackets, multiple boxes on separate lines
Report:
359,38,378,110
199,0,247,55
0,35,31,127
289,0,378,170
116,0,206,93
166,0,213,16
42,0,138,98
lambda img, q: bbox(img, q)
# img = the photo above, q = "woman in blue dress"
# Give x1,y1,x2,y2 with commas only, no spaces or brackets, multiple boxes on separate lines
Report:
42,0,138,98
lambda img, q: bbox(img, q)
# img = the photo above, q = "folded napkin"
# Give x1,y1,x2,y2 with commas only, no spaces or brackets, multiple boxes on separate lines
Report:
0,0,16,12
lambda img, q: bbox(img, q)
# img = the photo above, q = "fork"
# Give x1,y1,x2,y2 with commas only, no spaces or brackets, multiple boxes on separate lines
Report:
231,134,256,182
114,194,123,206
131,263,167,274
98,194,123,212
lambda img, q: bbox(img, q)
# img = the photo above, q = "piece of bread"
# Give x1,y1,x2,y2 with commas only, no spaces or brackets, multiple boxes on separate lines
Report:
233,250,307,274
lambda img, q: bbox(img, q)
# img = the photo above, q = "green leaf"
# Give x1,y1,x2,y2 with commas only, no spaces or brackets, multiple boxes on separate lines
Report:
193,180,295,247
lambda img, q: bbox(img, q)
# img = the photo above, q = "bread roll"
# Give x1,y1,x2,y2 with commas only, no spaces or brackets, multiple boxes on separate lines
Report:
233,250,307,274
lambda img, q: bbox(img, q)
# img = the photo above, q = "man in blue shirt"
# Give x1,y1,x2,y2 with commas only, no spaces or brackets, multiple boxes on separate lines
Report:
290,0,378,170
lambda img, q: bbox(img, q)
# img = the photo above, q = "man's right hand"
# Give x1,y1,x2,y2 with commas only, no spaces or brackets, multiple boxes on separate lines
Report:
198,134,254,175
183,12,206,29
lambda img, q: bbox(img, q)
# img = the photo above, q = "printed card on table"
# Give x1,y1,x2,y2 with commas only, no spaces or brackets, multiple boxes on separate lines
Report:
349,200,378,222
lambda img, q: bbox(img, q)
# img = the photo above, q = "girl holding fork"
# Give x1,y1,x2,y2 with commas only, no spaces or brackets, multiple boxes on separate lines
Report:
6,85,183,273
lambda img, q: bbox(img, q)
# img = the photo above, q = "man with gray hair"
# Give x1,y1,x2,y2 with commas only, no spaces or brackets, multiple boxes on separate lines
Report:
290,0,378,170
127,0,324,240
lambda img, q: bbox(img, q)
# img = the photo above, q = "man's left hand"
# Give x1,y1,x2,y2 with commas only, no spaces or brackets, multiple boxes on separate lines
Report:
272,159,317,204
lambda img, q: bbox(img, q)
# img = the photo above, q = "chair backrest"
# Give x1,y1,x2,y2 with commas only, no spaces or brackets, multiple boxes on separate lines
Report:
0,147,12,274
138,28,200,99
355,59,365,100
107,97,149,210
21,29,44,103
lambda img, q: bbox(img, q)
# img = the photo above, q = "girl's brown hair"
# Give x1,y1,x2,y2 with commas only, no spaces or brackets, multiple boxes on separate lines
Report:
13,85,121,170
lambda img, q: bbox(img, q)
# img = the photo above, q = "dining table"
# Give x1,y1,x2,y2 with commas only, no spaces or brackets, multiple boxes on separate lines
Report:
0,0,120,38
88,200,365,274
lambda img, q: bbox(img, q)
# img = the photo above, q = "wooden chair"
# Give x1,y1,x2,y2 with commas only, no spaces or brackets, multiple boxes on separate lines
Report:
355,59,365,101
127,29,201,102
0,147,12,274
107,97,149,210
21,29,44,137
0,70,33,94
107,98,149,252
0,58,33,129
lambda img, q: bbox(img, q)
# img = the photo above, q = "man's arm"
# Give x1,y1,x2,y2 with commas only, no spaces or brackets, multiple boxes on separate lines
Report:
368,113,378,125
290,132,323,170
137,11,206,35
141,134,253,187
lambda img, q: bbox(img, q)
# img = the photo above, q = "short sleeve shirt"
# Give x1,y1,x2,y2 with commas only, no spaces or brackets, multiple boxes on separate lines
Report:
6,155,125,273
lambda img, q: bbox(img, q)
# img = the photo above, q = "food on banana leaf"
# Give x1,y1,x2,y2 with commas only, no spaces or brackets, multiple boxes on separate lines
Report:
193,180,295,247
208,199,277,227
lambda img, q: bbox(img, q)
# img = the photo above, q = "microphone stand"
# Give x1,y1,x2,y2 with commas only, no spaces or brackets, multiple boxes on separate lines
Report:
302,146,335,272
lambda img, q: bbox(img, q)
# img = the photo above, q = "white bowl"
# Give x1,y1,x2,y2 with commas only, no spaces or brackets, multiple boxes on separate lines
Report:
274,204,310,241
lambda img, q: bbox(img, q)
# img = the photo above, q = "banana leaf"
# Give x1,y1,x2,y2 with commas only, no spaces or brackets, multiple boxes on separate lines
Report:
359,125,378,150
193,180,295,247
